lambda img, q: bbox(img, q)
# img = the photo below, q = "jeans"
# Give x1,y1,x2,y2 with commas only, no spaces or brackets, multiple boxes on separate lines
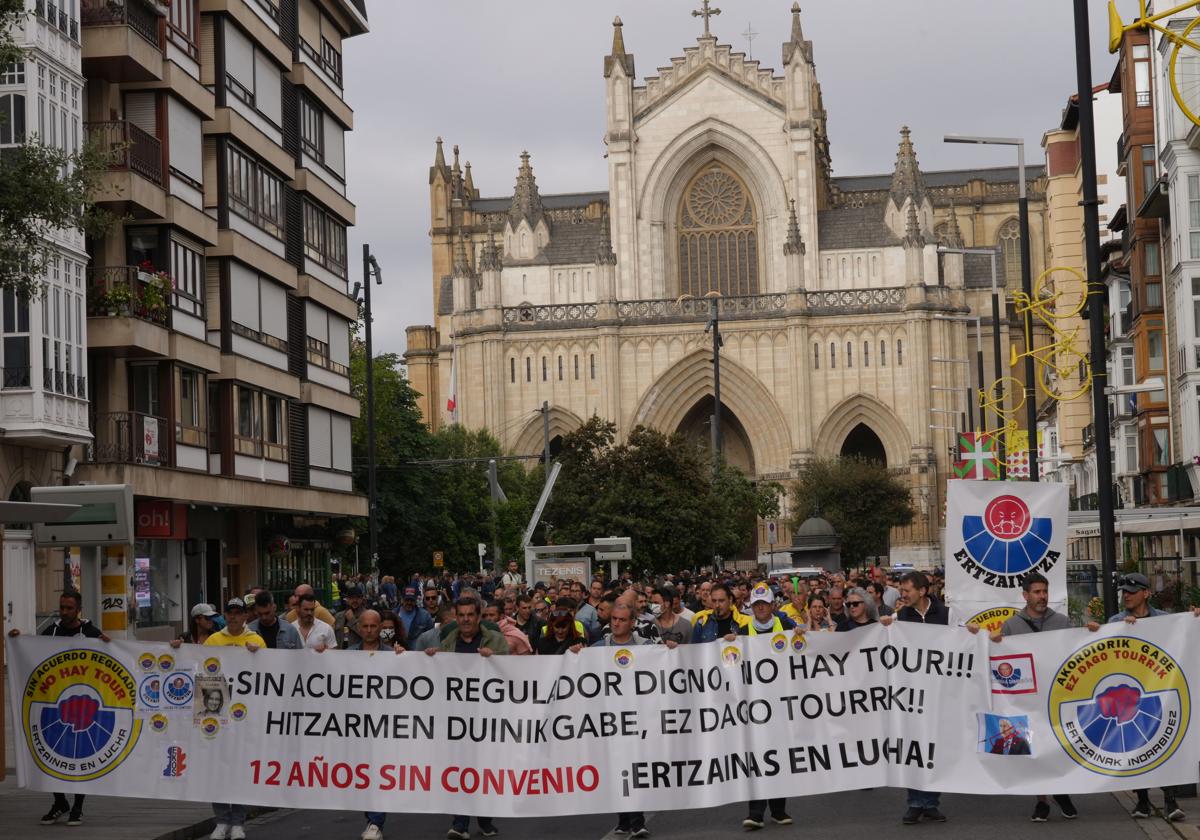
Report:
52,793,84,814
365,811,386,827
212,803,247,826
452,816,496,833
616,812,645,831
747,799,787,821
906,789,940,810
1135,787,1180,803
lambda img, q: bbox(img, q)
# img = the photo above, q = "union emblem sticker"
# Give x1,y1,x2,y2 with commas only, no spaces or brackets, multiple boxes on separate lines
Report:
162,672,195,708
613,649,634,668
1050,635,1190,777
22,649,142,782
229,703,248,722
770,633,788,653
156,654,175,673
721,645,741,666
202,657,221,675
791,632,807,653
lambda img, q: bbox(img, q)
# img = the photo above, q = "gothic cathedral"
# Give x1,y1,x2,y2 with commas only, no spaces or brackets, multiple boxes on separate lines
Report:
405,7,1048,567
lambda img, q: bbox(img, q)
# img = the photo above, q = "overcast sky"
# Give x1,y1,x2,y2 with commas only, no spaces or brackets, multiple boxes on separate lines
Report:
343,1,1137,358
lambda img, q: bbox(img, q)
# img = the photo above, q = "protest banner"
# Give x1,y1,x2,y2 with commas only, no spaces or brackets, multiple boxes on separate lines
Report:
8,615,1198,816
945,479,1068,625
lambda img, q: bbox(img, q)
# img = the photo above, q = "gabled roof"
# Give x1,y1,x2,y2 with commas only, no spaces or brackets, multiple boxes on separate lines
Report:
817,205,900,250
832,165,1045,194
472,191,608,214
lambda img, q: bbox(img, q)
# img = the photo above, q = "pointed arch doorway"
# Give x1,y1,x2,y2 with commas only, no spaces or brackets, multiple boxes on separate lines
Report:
840,423,887,466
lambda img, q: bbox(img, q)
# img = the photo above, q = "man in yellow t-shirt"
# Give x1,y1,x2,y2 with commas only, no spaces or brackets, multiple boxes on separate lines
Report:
204,597,265,648
780,578,808,625
204,597,261,839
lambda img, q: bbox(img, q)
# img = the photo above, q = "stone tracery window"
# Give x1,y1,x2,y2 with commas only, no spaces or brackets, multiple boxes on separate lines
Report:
677,164,759,297
997,218,1021,283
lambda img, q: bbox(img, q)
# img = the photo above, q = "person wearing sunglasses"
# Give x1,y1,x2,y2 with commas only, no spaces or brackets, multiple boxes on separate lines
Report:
535,600,586,655
835,588,878,631
422,589,441,611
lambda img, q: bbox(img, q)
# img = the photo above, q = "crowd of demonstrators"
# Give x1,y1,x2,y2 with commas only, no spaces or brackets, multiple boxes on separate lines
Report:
9,562,1200,839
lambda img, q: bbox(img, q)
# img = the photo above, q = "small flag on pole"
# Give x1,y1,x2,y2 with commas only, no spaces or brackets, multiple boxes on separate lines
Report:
446,353,458,418
953,432,999,480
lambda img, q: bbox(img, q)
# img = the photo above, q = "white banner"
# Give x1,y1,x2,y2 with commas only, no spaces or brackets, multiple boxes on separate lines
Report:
945,479,1068,628
8,616,1199,816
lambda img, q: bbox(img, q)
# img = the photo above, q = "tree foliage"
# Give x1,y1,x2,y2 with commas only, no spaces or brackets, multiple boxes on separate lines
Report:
543,417,779,573
788,456,915,567
348,343,534,575
0,1,114,297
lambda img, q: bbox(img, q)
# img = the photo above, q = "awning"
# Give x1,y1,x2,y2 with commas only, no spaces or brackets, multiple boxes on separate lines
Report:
1069,507,1200,538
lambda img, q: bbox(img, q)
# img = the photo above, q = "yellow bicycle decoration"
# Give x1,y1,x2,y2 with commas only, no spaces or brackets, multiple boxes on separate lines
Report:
1109,0,1200,128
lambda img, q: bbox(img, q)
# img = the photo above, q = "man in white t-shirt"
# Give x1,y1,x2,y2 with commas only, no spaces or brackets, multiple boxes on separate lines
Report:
294,593,337,650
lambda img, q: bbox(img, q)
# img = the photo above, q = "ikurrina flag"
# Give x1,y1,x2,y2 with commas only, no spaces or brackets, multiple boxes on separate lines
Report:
953,433,999,480
944,480,1068,625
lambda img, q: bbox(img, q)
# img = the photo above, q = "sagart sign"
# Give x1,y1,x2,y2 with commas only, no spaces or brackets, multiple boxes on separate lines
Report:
7,616,1199,816
945,479,1068,623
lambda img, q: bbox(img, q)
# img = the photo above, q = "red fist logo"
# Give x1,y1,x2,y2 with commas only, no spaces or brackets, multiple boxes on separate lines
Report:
59,695,99,732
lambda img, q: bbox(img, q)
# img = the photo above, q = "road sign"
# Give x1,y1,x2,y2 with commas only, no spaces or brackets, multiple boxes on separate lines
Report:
432,551,444,568
767,521,778,546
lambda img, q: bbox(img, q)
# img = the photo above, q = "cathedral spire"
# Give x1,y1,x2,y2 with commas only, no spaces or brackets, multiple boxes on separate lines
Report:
434,137,446,169
605,16,636,77
453,229,472,278
782,3,812,64
479,220,503,272
595,210,617,265
783,199,806,256
509,151,546,229
890,126,926,207
943,201,965,249
463,161,474,198
903,198,926,248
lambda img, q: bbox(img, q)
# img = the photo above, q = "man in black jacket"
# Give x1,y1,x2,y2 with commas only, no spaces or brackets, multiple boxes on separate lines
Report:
880,572,948,824
8,590,109,826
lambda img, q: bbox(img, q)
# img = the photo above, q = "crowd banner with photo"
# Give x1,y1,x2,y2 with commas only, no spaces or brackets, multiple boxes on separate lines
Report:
945,479,1068,628
9,616,1199,815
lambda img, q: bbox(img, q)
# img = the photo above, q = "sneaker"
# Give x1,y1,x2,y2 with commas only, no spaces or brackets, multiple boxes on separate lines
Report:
1031,801,1050,822
229,827,246,840
922,808,947,823
1053,795,1078,820
742,818,764,831
1164,799,1186,822
902,807,923,825
630,830,649,839
66,812,83,827
612,829,630,836
771,814,793,825
1131,800,1152,819
480,826,499,838
362,825,384,840
446,831,470,840
41,806,69,826
209,825,230,840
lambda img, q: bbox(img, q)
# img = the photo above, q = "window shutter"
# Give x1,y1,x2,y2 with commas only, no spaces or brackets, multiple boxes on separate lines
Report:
199,16,215,86
322,117,344,177
202,136,217,207
288,400,308,485
308,406,331,469
254,51,282,125
205,260,221,330
287,292,306,377
280,78,299,159
305,300,326,341
328,315,349,367
229,262,260,331
167,97,203,181
125,92,157,136
260,279,287,340
331,414,351,471
284,184,303,269
223,21,255,91
279,0,299,53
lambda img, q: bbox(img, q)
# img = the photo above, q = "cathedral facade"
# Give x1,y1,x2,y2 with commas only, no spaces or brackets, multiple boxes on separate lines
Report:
405,7,1049,567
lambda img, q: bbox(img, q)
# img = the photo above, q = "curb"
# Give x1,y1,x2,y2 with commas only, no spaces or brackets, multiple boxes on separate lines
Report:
1113,790,1200,840
151,807,277,840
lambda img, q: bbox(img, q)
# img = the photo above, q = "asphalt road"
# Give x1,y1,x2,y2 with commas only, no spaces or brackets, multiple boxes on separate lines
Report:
241,787,1181,840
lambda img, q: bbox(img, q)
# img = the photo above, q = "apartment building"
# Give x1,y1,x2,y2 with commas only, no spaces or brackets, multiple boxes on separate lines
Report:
76,0,367,631
0,1,91,632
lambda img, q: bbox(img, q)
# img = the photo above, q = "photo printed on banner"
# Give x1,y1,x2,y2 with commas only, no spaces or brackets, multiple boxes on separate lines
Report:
978,713,1033,756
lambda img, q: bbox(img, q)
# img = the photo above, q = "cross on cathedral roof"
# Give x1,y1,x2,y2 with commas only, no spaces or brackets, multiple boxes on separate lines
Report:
693,0,721,39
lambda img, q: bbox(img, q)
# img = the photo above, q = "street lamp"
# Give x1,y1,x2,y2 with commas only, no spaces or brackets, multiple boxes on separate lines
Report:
354,245,383,572
944,134,1039,481
1105,376,1165,396
938,247,1007,476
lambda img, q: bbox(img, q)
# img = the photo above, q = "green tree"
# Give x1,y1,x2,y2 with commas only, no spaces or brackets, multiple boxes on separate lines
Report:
544,418,775,573
0,2,113,296
788,456,914,568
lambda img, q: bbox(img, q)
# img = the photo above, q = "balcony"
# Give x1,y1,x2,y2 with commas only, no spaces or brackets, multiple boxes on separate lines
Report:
86,121,166,216
87,411,169,466
81,0,163,82
86,266,171,356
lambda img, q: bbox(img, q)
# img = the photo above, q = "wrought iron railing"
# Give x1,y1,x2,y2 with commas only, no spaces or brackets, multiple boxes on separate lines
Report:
2,366,30,389
81,0,161,48
804,287,906,312
87,266,171,326
86,120,163,185
87,411,168,466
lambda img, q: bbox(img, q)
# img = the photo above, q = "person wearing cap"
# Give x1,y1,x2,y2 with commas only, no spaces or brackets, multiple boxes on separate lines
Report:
745,584,796,635
397,586,435,640
182,603,221,644
203,598,266,649
977,572,1077,825
335,585,368,649
1085,573,1184,822
247,591,302,650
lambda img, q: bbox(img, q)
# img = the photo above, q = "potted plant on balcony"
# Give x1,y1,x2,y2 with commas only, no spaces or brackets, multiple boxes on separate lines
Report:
97,281,135,316
137,265,172,322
